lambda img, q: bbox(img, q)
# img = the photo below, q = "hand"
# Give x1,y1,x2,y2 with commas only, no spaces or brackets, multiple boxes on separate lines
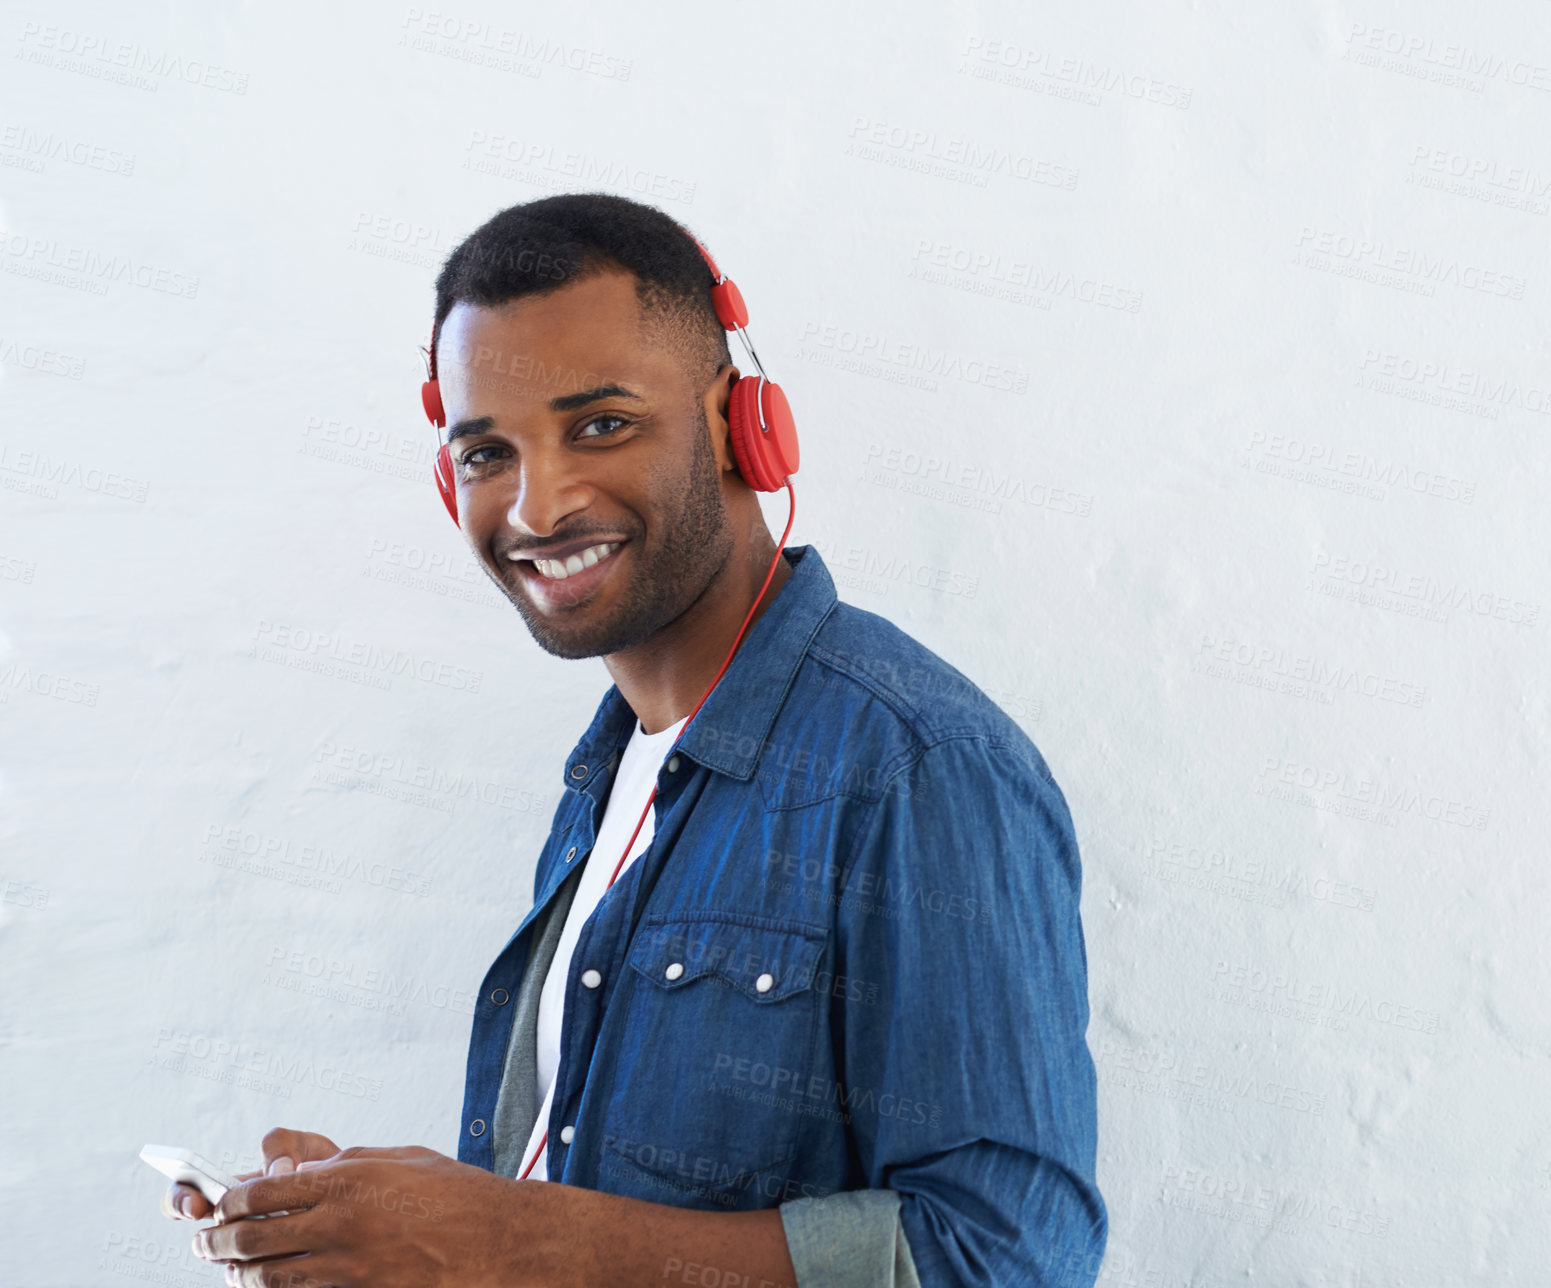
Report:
161,1127,341,1223
192,1145,549,1288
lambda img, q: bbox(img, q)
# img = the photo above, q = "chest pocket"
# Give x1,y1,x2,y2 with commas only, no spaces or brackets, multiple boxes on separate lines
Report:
598,913,827,1209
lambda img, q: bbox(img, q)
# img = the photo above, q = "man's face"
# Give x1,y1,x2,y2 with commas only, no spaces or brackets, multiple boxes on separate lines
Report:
435,269,736,660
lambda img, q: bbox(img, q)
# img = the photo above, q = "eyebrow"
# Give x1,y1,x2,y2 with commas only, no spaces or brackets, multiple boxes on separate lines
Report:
446,383,646,442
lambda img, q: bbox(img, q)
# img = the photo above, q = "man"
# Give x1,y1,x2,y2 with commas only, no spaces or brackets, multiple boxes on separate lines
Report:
165,194,1107,1286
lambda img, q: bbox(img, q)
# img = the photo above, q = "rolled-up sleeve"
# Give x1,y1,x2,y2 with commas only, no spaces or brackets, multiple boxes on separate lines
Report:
780,1189,922,1287
791,733,1107,1288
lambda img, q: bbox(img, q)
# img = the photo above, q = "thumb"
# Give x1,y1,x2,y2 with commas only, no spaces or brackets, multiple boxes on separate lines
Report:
297,1145,366,1171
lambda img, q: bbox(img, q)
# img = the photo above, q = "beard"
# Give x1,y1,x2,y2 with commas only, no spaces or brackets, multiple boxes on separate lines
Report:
492,403,734,661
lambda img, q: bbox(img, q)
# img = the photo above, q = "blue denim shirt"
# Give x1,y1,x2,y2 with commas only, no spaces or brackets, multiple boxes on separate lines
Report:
459,544,1107,1286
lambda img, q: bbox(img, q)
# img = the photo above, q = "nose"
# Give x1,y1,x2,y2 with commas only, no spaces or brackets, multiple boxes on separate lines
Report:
503,447,593,538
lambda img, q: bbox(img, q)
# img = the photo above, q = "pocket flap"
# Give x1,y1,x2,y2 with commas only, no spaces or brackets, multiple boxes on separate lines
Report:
628,914,825,1002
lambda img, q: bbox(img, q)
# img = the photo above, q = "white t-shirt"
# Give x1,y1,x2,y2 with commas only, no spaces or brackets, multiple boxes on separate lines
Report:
519,713,689,1182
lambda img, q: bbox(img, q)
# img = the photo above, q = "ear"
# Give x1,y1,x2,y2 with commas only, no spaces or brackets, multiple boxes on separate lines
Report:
704,364,741,474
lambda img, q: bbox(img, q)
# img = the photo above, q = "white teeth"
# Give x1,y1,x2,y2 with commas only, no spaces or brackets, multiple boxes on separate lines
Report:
530,541,620,581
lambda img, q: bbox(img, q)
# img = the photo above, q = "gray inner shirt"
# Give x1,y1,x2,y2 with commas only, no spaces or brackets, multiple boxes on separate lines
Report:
490,862,586,1179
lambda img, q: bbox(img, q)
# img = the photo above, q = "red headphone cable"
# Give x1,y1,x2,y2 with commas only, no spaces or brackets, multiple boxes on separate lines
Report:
516,477,797,1181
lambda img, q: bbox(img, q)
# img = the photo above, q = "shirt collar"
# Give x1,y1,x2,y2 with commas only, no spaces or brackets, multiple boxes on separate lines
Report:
562,544,837,790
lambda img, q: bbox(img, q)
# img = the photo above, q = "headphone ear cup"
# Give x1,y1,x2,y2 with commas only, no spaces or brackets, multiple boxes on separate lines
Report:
422,379,445,428
433,443,459,523
727,376,800,492
423,378,458,524
725,377,766,490
709,277,749,331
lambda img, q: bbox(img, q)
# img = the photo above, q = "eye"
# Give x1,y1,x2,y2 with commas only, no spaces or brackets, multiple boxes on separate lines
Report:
577,414,630,440
459,443,507,468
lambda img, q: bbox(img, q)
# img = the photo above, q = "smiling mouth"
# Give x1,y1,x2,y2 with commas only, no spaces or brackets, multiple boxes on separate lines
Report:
516,540,625,581
506,539,628,607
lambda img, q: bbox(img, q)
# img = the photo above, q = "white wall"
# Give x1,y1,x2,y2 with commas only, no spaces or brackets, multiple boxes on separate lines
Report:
3,1,1547,1283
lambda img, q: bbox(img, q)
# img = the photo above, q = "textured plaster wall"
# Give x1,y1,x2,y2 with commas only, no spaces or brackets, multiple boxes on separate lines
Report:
2,1,1547,1284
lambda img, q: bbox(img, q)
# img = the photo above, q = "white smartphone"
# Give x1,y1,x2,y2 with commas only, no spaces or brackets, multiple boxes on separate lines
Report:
140,1144,243,1203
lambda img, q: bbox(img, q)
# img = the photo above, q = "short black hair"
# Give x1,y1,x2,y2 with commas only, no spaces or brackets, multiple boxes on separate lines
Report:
430,192,732,393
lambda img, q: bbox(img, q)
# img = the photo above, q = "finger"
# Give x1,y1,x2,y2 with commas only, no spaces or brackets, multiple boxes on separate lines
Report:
293,1144,433,1172
216,1172,324,1225
260,1127,341,1167
166,1182,212,1221
197,1207,321,1263
231,1252,329,1288
259,1128,311,1171
293,1145,407,1162
288,1146,359,1175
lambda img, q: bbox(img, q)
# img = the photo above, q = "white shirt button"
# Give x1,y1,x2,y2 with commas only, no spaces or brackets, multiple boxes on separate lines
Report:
580,969,602,989
666,755,680,773
665,961,685,981
755,972,775,993
559,1125,575,1144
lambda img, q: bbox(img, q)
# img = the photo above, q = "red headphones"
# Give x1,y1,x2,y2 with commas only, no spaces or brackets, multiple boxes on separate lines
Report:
419,234,799,521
